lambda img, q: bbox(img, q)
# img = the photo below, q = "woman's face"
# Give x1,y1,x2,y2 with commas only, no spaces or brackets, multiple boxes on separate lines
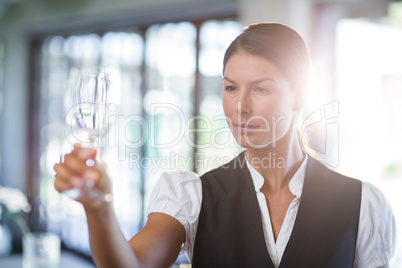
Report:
222,52,297,149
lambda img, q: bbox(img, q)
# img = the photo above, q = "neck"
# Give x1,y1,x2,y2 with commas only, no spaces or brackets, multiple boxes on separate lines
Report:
245,117,304,194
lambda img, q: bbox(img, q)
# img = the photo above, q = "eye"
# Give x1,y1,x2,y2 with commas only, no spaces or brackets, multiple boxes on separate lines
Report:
254,87,268,93
224,85,237,92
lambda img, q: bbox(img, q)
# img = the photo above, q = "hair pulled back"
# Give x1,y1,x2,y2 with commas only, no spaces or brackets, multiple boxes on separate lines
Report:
223,23,311,90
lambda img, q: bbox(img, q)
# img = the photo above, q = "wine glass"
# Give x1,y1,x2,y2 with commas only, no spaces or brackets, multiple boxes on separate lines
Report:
63,68,113,202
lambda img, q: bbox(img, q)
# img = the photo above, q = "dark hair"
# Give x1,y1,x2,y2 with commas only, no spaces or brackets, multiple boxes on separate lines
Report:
223,23,311,90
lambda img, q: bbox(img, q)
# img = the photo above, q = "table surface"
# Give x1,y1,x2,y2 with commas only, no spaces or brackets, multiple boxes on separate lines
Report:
0,251,95,268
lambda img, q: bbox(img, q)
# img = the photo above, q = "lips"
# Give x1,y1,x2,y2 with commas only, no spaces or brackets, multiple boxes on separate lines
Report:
233,122,260,132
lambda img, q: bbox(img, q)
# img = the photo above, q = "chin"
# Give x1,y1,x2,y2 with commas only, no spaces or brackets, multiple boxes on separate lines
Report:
233,131,288,150
234,135,272,149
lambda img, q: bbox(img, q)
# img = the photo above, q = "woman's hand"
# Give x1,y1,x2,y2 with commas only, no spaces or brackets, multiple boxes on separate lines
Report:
53,144,113,210
54,145,185,268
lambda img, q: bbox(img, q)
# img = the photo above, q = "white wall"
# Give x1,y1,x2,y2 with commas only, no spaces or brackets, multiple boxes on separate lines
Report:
239,0,313,43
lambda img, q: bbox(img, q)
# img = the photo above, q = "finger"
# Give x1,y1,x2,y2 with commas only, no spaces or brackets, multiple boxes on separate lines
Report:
54,163,82,185
63,153,88,175
58,155,99,185
54,164,83,191
54,174,80,192
93,159,107,173
82,167,101,183
72,144,97,160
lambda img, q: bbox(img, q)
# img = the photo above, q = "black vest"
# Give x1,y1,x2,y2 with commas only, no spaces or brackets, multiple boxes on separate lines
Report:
192,152,362,268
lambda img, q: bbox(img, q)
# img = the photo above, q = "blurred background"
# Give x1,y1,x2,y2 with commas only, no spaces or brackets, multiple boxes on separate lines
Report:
0,0,401,266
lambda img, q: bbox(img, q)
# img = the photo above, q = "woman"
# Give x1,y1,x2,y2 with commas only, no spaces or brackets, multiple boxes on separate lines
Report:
54,23,396,268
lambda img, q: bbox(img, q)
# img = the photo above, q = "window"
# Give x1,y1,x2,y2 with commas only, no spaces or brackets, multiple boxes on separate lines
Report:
335,18,402,267
32,19,242,258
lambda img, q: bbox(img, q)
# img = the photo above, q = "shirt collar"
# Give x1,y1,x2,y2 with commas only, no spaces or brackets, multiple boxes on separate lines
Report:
246,154,308,197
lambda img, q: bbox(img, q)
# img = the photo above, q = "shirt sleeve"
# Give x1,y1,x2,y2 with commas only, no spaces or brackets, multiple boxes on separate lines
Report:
146,170,202,259
354,182,397,268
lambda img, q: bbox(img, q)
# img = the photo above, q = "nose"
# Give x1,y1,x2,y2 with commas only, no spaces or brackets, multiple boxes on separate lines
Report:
235,90,251,115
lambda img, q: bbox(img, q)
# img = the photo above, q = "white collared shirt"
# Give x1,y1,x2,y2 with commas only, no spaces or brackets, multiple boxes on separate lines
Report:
246,157,306,266
147,157,396,267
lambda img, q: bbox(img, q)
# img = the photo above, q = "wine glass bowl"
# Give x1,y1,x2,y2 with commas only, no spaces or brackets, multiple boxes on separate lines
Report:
62,68,114,202
66,69,111,148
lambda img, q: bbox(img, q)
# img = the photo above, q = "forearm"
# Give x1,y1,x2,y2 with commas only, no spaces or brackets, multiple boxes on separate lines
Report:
54,147,145,267
85,203,141,268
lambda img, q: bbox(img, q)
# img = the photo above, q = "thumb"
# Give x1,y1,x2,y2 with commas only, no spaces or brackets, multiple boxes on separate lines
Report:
84,149,98,167
91,148,98,160
73,144,98,161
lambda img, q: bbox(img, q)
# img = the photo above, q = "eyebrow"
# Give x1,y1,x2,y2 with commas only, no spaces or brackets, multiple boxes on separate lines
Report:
223,76,277,85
